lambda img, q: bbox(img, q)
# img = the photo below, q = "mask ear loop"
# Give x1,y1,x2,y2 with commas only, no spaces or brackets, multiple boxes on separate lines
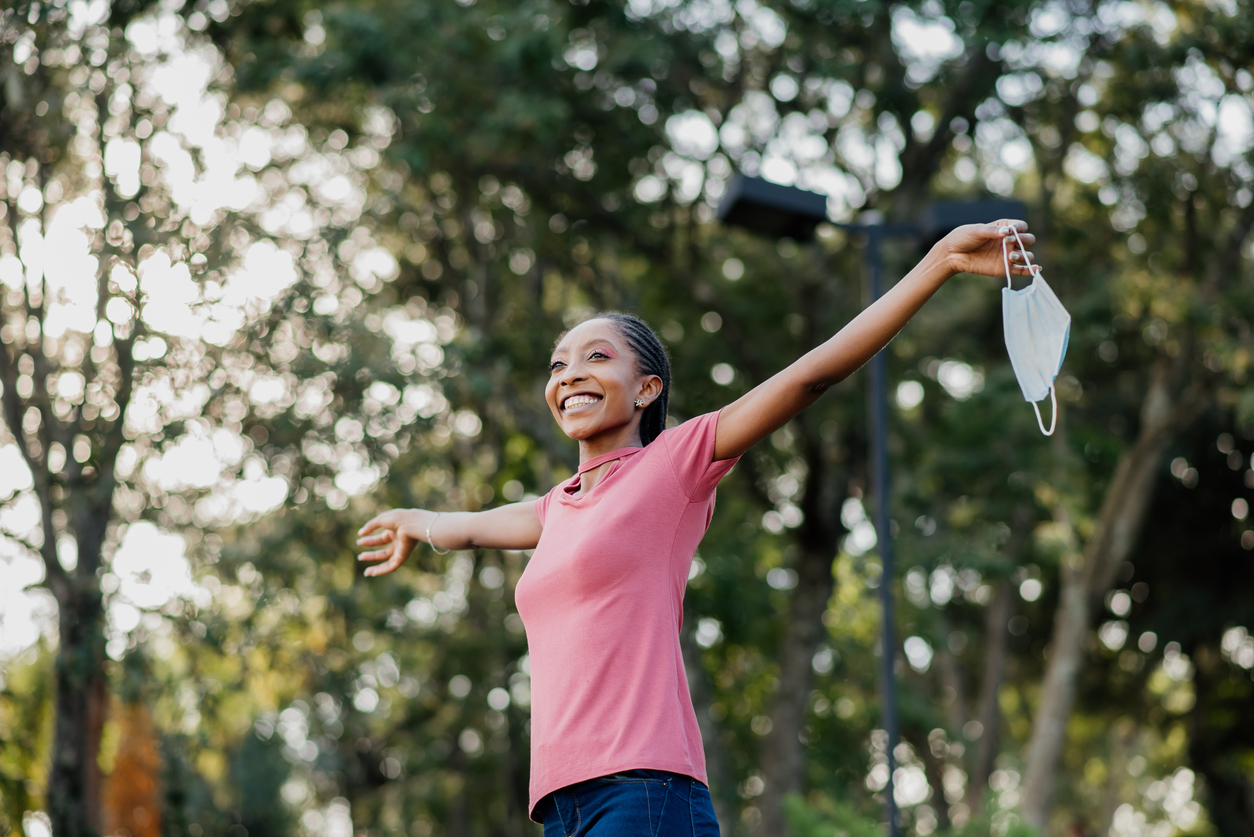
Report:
1001,226,1043,289
1032,387,1058,436
1002,225,1055,436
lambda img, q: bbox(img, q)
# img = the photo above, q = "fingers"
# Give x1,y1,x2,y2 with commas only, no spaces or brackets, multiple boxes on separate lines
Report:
358,529,396,562
361,511,403,537
994,219,1028,234
954,220,1043,278
1008,255,1040,274
992,220,1034,242
356,530,394,547
364,555,403,577
1001,220,1039,274
358,544,395,562
995,224,1034,244
1008,243,1041,273
358,514,388,537
359,543,405,577
360,529,414,577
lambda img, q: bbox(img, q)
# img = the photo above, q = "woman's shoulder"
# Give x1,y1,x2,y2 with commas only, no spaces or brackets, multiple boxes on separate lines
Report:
648,410,732,501
655,410,720,448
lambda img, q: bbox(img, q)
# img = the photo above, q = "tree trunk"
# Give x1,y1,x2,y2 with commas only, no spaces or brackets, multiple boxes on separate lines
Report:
917,736,952,833
757,543,838,836
753,406,848,837
934,623,969,736
448,748,468,837
47,583,109,837
1019,576,1090,832
682,615,738,834
1020,365,1205,830
966,577,1014,815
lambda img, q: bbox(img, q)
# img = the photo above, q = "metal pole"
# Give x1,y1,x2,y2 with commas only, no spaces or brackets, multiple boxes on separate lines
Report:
866,227,900,837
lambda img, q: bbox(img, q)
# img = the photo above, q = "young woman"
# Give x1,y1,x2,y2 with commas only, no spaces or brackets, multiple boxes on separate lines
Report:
357,220,1040,835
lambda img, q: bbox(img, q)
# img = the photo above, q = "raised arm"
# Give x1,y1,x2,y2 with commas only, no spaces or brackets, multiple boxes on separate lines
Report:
357,501,543,577
713,221,1038,461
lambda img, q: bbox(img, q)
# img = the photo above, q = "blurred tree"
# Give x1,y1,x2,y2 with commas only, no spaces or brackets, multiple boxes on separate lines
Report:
1123,416,1254,836
208,0,1049,831
207,0,1254,834
0,1,428,832
4,1,1254,837
1005,3,1254,828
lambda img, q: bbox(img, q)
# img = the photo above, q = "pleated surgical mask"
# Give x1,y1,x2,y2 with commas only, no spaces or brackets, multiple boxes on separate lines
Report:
1001,228,1070,435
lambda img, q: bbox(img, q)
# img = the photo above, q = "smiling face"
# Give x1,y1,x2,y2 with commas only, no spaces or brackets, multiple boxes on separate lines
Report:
545,318,661,449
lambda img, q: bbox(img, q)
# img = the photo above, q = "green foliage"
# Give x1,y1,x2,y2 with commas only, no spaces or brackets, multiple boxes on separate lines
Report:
948,812,1041,837
232,732,296,837
0,645,53,835
784,792,883,837
4,0,1254,835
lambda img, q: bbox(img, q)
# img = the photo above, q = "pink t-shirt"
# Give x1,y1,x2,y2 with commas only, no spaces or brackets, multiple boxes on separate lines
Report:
514,410,738,820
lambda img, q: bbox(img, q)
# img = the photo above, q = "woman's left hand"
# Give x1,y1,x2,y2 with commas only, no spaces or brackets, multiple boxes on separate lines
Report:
938,220,1039,279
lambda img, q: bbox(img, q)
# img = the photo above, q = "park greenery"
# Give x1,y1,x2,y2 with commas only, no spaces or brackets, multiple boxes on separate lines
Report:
1,0,1253,836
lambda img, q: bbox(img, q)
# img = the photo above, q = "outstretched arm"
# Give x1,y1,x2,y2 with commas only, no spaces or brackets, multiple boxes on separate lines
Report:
357,501,543,577
713,221,1037,461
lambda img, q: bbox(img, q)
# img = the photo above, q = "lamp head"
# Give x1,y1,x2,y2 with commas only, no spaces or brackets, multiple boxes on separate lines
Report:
717,173,828,241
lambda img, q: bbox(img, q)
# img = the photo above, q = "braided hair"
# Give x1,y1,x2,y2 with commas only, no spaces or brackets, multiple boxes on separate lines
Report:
587,311,672,445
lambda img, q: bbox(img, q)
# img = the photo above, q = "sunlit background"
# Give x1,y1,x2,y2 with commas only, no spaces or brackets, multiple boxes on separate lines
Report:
2,1,1254,836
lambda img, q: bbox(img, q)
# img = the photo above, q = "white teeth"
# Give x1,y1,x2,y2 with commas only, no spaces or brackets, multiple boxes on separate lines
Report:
563,395,599,410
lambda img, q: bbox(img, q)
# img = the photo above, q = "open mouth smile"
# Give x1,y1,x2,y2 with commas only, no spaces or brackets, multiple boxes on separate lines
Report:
562,393,602,412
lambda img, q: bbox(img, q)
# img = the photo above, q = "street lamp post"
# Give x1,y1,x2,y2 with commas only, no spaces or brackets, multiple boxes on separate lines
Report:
718,173,1024,837
835,217,915,837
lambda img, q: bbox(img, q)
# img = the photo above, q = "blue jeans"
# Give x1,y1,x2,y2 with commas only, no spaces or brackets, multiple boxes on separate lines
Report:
537,770,720,837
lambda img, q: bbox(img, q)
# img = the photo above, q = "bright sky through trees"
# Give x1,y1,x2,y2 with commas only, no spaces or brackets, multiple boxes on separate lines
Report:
4,0,1254,834
0,2,397,662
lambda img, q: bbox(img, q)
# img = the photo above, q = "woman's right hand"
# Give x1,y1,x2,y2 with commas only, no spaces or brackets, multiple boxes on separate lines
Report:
357,501,543,575
357,509,431,577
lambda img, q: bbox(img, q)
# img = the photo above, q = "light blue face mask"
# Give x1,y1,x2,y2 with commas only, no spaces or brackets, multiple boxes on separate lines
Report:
1001,228,1070,436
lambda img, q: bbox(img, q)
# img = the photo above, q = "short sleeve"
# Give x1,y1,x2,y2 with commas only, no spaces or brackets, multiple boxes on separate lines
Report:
533,485,560,526
659,410,739,501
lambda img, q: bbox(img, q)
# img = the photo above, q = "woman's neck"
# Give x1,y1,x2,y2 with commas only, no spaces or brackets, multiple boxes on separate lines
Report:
576,427,644,466
573,427,643,496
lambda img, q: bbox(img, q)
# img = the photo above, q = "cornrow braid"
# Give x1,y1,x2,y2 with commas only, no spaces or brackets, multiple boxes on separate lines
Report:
590,311,672,445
